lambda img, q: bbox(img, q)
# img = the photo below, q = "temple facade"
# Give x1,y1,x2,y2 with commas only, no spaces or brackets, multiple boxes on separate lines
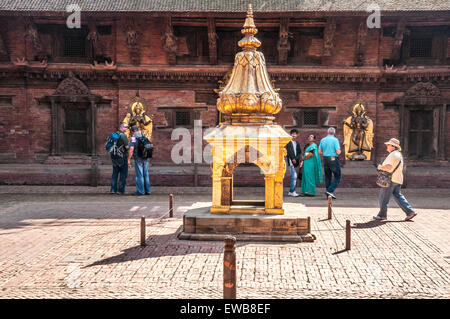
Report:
0,1,449,187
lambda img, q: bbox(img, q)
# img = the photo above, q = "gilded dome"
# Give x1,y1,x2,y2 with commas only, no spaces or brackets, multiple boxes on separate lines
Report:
216,4,282,121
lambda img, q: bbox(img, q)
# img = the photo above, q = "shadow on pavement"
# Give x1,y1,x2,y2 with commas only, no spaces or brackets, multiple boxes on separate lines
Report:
83,226,254,267
352,219,407,229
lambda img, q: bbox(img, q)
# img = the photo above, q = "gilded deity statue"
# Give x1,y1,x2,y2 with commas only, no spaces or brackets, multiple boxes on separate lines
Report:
343,103,374,160
122,99,153,141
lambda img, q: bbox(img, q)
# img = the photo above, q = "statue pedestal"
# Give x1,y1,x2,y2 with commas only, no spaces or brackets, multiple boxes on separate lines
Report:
178,202,315,242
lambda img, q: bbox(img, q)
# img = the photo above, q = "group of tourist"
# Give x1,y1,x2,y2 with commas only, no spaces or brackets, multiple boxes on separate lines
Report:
108,123,152,196
286,127,417,221
107,121,417,221
286,127,341,199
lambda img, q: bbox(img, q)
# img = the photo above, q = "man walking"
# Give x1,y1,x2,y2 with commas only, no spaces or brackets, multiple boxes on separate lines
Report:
128,125,151,195
285,129,302,197
108,122,129,195
318,127,341,199
374,138,416,221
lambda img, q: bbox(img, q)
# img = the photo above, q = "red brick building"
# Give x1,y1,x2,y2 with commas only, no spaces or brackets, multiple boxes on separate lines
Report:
0,1,449,187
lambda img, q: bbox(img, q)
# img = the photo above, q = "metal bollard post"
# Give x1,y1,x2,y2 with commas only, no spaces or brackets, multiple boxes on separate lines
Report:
223,235,236,299
328,196,332,220
169,194,174,218
140,216,146,246
345,219,351,250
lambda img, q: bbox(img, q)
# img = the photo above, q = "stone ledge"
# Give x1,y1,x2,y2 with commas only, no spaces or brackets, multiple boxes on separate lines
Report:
178,232,315,242
179,203,315,243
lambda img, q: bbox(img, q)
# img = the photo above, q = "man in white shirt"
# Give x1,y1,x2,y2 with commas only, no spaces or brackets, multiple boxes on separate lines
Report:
374,138,417,221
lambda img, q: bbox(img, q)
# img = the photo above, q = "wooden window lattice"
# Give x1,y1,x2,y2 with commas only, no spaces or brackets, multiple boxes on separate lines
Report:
303,111,318,126
175,111,191,126
409,38,433,58
64,36,86,57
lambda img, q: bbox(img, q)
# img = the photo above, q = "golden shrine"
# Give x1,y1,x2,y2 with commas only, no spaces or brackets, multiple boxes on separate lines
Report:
179,5,314,243
204,4,291,215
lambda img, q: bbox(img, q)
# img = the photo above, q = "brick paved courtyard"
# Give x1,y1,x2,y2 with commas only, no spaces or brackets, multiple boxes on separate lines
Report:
0,186,448,299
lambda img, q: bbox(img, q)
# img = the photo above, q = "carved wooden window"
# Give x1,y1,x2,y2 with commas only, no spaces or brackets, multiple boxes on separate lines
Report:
409,38,433,58
217,28,241,64
97,25,112,35
175,111,191,126
159,108,197,128
217,27,278,64
382,27,396,37
38,24,90,63
303,111,319,126
174,26,209,64
64,36,86,57
258,28,278,64
402,26,447,65
292,108,330,128
288,27,323,65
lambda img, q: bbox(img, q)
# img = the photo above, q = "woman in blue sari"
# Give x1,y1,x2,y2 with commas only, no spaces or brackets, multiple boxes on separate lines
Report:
300,134,323,196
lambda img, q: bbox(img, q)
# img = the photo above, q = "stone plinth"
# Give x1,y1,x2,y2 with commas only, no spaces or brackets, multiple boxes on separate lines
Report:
178,202,316,242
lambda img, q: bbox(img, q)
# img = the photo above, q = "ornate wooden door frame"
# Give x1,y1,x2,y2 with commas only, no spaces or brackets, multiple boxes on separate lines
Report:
393,82,449,160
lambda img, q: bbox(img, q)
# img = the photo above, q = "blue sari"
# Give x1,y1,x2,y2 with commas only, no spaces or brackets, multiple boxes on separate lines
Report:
300,143,323,195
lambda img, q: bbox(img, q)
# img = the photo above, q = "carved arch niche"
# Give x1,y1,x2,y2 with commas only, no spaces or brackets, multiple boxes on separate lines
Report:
38,72,111,156
387,82,450,160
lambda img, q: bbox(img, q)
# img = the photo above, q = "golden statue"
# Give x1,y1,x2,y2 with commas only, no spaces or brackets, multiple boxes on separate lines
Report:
204,4,291,215
343,103,374,160
122,98,153,141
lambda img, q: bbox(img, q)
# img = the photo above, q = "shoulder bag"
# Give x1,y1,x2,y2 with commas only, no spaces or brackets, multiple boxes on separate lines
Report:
376,159,401,188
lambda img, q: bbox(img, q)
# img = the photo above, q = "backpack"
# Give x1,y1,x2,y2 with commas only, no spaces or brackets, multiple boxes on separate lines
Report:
136,135,153,159
106,131,125,158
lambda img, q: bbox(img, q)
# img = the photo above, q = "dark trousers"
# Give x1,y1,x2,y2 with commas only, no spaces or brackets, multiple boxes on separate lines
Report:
111,157,128,194
323,156,341,193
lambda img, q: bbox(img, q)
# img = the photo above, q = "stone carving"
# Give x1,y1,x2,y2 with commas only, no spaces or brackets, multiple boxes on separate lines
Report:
14,57,28,66
405,82,440,97
391,18,406,64
161,17,178,65
124,20,140,65
343,103,374,160
122,94,153,141
277,17,290,65
55,72,90,96
208,18,218,65
0,32,9,60
87,21,104,61
25,19,46,62
323,17,336,57
355,19,368,66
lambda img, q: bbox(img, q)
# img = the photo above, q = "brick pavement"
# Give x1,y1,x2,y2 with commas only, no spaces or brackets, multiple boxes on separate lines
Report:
0,186,449,299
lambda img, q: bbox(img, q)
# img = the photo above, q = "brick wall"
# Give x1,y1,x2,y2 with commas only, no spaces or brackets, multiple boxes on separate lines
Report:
0,15,448,175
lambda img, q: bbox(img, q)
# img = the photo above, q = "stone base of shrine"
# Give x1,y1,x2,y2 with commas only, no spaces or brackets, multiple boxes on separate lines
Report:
178,202,315,242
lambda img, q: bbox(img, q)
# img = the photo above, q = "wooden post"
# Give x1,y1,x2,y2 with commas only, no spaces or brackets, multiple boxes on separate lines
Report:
223,235,236,299
328,196,332,220
140,216,146,246
169,194,174,217
345,220,351,250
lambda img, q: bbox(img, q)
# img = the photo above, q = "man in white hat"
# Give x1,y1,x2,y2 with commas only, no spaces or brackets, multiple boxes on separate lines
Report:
374,138,417,221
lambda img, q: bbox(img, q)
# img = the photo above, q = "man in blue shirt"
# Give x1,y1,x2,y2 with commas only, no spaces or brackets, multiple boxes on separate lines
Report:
319,127,341,199
128,125,151,196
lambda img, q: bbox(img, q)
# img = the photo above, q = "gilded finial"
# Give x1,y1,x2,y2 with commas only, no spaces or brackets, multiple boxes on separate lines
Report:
238,4,261,50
